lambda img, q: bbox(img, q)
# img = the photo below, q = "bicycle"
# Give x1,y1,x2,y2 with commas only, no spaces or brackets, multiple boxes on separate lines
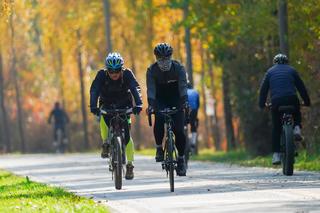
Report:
278,105,296,176
53,127,68,153
100,107,132,190
267,103,298,176
148,107,180,192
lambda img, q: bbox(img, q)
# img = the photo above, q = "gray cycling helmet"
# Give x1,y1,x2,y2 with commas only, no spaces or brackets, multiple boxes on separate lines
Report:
105,52,124,70
154,43,173,58
273,53,288,64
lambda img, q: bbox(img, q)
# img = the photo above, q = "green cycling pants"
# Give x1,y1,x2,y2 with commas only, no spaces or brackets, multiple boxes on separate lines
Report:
100,115,134,163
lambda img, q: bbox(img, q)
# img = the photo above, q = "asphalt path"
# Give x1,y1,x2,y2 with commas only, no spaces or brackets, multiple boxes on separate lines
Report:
1,153,320,213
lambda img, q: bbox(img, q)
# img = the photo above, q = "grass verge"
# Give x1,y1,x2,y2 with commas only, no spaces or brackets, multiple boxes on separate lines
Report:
0,170,109,213
136,148,156,156
192,149,320,171
136,148,320,171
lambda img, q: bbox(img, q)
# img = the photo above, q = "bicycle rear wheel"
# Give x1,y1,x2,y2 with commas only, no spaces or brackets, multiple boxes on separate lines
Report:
114,137,123,189
167,132,175,192
184,126,190,168
282,125,294,176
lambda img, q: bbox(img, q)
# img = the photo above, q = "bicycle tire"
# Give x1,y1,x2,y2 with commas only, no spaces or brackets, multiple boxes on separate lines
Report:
114,137,123,189
57,129,63,153
168,131,175,192
184,127,190,168
282,124,294,176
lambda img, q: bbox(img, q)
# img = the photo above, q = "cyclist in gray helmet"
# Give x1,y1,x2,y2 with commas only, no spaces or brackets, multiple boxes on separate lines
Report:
147,43,188,176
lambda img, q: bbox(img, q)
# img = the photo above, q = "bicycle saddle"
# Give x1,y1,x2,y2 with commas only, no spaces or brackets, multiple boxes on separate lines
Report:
278,105,295,113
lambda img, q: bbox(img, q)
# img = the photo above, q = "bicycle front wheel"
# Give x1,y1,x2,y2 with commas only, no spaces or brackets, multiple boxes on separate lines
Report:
114,137,123,189
167,132,175,192
282,125,294,176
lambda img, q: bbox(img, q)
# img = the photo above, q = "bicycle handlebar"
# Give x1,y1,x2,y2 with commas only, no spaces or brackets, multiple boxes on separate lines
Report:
100,108,133,115
147,107,183,127
265,102,307,110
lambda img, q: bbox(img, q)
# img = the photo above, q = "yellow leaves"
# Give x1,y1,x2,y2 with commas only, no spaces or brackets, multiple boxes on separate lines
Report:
0,0,12,21
202,42,209,50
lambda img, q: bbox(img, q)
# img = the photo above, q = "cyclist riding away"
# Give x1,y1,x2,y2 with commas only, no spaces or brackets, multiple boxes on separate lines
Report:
48,102,69,145
187,83,200,151
259,53,311,165
90,52,143,180
146,43,188,176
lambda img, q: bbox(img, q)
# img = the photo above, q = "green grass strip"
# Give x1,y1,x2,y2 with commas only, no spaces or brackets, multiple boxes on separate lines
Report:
0,170,109,213
192,149,320,171
136,148,320,171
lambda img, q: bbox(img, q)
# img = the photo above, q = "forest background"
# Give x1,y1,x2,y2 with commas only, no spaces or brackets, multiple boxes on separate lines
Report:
0,0,319,157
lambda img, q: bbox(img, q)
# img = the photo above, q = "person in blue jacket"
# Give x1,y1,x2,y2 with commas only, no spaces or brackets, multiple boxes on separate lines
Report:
259,53,311,165
187,83,200,149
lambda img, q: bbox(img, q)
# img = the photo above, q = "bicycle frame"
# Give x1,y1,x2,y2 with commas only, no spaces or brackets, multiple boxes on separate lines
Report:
280,110,294,152
53,127,67,153
162,113,178,173
148,107,180,192
101,108,132,166
279,106,295,176
100,108,132,189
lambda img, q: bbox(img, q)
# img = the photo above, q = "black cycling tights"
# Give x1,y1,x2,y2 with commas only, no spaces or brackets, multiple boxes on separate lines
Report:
271,95,301,152
153,111,186,157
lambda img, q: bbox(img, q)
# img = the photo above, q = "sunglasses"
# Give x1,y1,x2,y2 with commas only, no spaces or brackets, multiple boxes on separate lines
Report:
156,56,171,62
107,67,122,74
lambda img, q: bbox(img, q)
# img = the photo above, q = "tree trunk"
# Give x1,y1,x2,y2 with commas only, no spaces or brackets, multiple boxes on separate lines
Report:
0,50,11,152
10,12,26,153
103,0,112,53
173,33,184,63
131,59,142,150
278,0,289,56
76,30,89,150
126,34,142,150
146,0,154,61
201,72,210,148
57,49,66,108
57,48,70,148
31,0,43,56
183,0,193,85
207,52,222,150
222,70,236,151
200,44,211,148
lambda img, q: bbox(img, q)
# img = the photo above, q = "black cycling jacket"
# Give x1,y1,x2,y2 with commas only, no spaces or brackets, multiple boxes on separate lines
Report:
48,107,69,127
146,60,188,108
259,64,311,108
90,68,142,109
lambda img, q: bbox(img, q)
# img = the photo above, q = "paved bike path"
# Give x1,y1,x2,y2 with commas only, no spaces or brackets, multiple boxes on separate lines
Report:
0,154,320,213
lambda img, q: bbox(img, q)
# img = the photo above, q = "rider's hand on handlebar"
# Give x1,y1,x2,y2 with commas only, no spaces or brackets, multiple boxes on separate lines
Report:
90,107,100,116
147,105,154,114
301,101,310,107
133,105,142,115
183,101,190,113
264,103,272,111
